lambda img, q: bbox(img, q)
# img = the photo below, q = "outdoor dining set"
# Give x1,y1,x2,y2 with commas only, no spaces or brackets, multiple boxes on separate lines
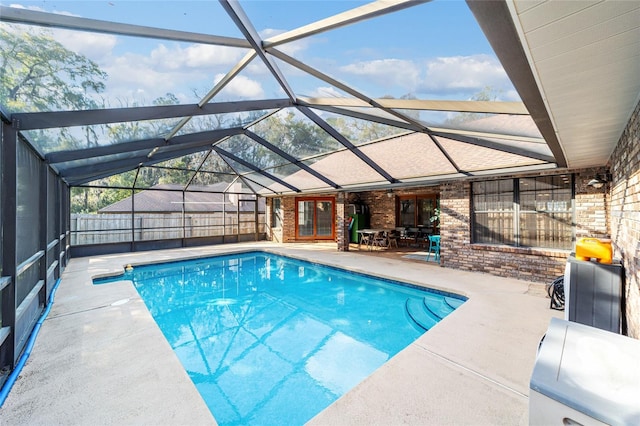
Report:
356,227,441,262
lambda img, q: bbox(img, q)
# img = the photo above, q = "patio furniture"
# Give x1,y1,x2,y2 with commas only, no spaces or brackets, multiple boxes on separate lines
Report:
399,227,419,246
372,230,390,249
417,227,433,248
357,229,374,250
387,230,399,248
358,228,388,250
426,235,440,263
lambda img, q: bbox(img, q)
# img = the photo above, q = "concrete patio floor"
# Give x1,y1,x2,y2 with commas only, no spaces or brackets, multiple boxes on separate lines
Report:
0,242,561,425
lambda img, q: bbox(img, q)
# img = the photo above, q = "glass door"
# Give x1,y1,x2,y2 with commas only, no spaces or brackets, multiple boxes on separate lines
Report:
297,200,314,237
316,201,333,237
296,197,335,240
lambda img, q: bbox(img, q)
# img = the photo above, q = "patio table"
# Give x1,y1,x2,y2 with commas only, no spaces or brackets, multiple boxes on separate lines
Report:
357,229,390,250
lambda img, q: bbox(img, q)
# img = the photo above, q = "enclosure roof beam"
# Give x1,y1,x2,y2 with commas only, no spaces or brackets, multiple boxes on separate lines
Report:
244,130,341,189
270,49,430,133
46,127,244,164
296,96,528,115
220,0,296,101
466,0,566,167
0,6,250,48
430,131,556,163
212,146,300,193
165,51,259,140
12,99,292,130
297,106,398,184
63,141,223,185
297,103,422,133
263,0,430,48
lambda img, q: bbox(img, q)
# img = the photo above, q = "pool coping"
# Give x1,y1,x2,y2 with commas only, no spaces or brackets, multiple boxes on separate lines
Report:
0,242,561,425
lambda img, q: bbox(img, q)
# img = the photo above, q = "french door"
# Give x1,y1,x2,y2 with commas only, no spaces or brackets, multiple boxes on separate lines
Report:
296,197,335,240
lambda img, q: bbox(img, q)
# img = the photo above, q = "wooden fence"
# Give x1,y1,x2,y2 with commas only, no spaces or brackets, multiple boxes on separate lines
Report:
71,212,266,245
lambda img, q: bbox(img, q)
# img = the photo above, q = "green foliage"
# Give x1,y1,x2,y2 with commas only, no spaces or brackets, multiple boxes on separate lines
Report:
70,186,130,214
429,207,440,228
251,111,341,163
0,26,107,112
326,115,402,144
0,25,108,152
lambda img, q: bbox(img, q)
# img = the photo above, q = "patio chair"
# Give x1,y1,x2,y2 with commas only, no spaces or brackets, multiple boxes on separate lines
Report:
426,235,440,263
372,230,389,249
359,231,373,249
387,230,399,248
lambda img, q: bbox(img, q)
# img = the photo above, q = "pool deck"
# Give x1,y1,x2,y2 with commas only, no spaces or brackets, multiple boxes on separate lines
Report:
0,242,561,425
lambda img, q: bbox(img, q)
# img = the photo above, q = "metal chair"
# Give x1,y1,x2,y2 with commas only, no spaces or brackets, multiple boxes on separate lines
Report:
372,230,389,249
359,231,373,250
386,230,399,248
426,235,440,263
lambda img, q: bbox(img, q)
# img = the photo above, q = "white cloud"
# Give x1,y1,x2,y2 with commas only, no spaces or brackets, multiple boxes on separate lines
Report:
420,54,511,96
4,4,248,104
55,30,118,60
9,3,81,17
149,43,244,71
99,44,248,103
215,74,264,99
340,59,420,91
335,54,515,100
100,53,186,103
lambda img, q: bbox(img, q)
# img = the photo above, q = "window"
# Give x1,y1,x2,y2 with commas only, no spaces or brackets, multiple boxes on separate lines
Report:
472,175,574,249
271,198,282,228
472,179,515,245
397,195,438,230
519,176,573,248
296,197,334,240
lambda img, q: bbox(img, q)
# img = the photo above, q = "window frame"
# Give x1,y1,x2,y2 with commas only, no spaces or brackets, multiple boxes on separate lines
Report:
294,196,335,240
471,175,575,249
271,197,282,229
396,194,439,231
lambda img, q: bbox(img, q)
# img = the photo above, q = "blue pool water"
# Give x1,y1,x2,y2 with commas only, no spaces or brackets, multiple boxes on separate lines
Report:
95,251,465,425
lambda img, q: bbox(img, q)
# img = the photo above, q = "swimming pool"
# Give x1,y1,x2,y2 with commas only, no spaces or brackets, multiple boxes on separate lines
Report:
95,251,465,425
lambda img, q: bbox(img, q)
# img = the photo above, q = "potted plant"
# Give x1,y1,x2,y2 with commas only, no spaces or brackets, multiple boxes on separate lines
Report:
429,207,440,230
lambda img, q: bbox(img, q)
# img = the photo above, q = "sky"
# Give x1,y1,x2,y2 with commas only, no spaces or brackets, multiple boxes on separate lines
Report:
2,0,519,112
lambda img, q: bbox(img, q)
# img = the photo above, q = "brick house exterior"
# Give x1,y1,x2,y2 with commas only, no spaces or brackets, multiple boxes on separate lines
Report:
609,101,640,338
266,168,608,281
264,101,639,338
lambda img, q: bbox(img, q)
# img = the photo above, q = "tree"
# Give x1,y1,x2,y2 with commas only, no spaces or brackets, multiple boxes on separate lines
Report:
0,26,108,151
0,26,106,111
326,115,403,144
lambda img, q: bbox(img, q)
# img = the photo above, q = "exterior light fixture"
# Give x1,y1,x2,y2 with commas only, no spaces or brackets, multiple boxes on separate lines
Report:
386,189,394,198
587,173,610,189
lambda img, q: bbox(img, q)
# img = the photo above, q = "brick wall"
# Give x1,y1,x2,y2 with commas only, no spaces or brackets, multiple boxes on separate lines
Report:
575,168,611,239
336,193,349,251
441,171,610,284
281,196,297,243
269,168,619,292
609,100,640,338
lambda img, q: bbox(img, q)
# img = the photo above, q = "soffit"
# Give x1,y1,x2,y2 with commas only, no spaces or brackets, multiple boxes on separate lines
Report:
509,0,640,168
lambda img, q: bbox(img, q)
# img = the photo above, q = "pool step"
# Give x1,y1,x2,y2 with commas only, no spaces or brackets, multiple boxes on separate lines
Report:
423,297,455,320
444,296,465,310
405,298,439,331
